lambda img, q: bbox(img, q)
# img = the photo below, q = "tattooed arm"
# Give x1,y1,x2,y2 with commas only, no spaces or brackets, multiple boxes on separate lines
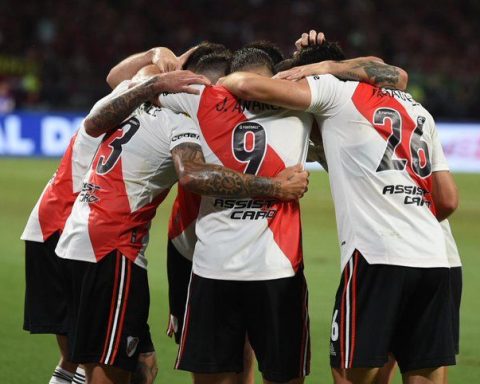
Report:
171,143,308,200
333,59,407,90
84,70,210,137
275,58,408,90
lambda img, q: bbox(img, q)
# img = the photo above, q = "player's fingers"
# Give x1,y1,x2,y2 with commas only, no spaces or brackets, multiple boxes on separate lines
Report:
309,30,317,45
177,70,197,77
316,32,326,45
290,164,304,172
156,62,166,73
167,61,179,72
295,37,303,51
175,61,184,71
179,86,201,95
286,71,304,81
301,33,309,47
178,45,198,67
276,67,302,80
182,75,211,86
272,70,291,79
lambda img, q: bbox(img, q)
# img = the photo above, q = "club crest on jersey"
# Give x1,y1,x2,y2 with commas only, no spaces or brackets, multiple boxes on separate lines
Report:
126,336,140,357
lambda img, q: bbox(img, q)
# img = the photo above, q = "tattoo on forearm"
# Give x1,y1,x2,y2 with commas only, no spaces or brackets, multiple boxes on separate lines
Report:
351,61,400,86
87,77,158,134
172,143,280,197
334,71,363,82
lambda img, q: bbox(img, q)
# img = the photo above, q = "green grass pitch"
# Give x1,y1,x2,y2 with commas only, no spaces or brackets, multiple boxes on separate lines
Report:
0,158,479,383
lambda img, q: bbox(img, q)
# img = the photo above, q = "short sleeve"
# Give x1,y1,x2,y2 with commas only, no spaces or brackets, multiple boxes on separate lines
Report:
158,85,204,121
168,111,202,151
430,125,449,172
305,74,353,117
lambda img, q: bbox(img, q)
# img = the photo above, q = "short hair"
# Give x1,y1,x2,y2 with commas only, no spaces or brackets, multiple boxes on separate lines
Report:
230,47,275,74
293,41,346,66
244,40,285,65
182,41,228,71
274,58,295,73
195,51,232,82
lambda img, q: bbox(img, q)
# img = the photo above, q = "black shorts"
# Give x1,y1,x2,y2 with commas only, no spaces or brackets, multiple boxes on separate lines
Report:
65,250,150,372
450,266,462,354
23,232,69,335
138,323,155,354
330,251,456,373
166,240,192,344
176,270,310,383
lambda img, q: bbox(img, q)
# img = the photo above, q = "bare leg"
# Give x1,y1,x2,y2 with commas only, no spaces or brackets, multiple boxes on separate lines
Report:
402,367,445,384
131,352,158,384
331,367,379,384
376,355,397,384
85,363,131,384
331,368,350,384
193,373,238,384
56,334,78,373
237,338,255,384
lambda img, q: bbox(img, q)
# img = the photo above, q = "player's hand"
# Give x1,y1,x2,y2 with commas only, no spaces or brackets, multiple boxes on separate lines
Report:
152,70,211,95
273,164,309,201
273,61,332,81
177,45,199,70
294,30,326,53
152,47,180,72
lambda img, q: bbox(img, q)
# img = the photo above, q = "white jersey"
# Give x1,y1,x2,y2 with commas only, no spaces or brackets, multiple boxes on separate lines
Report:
159,85,312,280
441,220,462,267
56,85,201,269
21,126,103,243
306,75,450,270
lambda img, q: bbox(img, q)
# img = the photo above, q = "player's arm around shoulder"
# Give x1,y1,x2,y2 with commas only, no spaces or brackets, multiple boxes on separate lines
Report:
84,71,210,138
219,71,312,111
275,58,408,91
170,142,309,200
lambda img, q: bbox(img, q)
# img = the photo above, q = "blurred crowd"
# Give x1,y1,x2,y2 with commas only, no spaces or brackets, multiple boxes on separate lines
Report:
1,0,479,119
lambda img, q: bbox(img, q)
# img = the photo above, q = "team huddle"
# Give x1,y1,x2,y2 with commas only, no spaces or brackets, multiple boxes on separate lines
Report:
21,30,461,384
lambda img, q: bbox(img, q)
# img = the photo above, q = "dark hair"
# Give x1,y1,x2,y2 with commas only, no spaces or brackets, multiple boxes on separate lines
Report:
274,58,295,73
230,47,275,74
293,41,346,66
182,41,228,71
195,51,232,82
244,40,285,65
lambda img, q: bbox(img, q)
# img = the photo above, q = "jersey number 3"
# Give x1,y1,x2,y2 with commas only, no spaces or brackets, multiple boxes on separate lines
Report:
374,108,431,178
96,117,140,175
